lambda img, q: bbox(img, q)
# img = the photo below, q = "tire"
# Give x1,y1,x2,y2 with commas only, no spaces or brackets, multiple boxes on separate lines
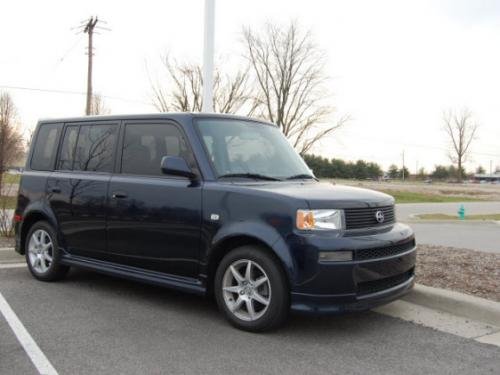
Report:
214,245,290,332
25,221,69,281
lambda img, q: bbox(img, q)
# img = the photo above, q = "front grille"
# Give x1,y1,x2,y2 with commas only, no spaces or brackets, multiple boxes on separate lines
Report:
355,239,416,261
357,269,414,296
344,205,395,230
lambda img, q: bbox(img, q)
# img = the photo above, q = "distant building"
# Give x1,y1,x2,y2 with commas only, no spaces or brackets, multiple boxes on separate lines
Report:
473,173,500,183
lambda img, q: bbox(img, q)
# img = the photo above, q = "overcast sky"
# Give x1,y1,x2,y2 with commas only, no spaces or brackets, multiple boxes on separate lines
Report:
1,0,499,172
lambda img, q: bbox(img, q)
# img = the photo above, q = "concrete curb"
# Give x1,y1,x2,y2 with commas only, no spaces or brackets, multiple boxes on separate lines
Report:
403,284,500,328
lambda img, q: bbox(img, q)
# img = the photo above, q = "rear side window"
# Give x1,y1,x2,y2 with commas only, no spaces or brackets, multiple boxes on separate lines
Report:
121,123,190,176
56,124,117,172
31,123,61,171
73,124,117,172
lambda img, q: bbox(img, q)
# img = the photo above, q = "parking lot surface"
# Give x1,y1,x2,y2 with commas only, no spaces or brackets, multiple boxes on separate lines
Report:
1,266,499,375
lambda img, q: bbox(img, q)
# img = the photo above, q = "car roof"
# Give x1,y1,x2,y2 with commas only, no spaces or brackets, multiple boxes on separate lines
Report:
37,112,276,127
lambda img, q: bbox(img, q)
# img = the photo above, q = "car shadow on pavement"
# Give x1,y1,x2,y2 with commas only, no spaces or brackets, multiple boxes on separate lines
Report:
62,267,378,338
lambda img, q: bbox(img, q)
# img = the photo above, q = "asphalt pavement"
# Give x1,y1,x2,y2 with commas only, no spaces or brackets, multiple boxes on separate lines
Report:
396,202,500,254
1,266,499,375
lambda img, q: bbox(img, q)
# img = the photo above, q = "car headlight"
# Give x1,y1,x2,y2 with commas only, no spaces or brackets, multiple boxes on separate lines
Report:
296,209,344,231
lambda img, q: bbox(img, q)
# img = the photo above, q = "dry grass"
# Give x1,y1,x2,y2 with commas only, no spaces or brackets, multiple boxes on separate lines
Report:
332,179,500,202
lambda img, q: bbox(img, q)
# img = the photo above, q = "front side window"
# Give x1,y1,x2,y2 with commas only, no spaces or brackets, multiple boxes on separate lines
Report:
73,124,117,172
196,119,312,179
121,123,191,176
31,123,62,171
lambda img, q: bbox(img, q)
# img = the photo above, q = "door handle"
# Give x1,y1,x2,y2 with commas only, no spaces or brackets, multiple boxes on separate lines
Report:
49,187,61,194
112,192,128,199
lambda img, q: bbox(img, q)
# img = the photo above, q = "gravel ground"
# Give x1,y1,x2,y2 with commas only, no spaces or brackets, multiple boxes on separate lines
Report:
0,236,14,247
416,244,500,302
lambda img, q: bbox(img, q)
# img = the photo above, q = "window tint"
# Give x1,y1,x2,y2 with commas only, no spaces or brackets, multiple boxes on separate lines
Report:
121,123,190,176
73,124,117,172
57,125,78,170
31,123,61,171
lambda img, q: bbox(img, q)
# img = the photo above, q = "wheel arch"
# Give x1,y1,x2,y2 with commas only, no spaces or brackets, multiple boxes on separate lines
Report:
205,225,296,294
19,209,58,255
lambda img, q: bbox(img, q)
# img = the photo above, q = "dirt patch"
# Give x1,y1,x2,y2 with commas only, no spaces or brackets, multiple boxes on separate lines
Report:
416,245,500,302
333,179,500,201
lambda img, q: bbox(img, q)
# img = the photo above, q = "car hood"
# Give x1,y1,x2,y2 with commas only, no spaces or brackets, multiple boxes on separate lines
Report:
244,181,394,209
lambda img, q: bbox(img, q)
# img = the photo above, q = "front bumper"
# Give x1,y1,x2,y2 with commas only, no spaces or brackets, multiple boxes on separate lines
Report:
288,223,416,314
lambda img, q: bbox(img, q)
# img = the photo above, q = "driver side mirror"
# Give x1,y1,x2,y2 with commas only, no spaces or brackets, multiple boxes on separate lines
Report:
160,156,197,180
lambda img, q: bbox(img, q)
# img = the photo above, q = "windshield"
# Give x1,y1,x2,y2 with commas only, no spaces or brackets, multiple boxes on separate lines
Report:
196,119,313,180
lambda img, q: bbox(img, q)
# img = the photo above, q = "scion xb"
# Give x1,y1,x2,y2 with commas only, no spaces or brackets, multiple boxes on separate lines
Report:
14,114,416,331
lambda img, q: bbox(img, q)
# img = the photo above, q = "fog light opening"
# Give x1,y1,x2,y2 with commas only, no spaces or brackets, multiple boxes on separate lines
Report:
319,251,353,262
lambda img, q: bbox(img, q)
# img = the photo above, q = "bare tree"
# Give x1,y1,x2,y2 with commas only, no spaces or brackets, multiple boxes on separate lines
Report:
151,55,254,114
0,93,24,187
89,93,110,115
243,22,348,154
443,108,478,182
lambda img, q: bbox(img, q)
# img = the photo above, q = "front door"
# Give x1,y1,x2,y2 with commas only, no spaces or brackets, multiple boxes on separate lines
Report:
106,121,202,277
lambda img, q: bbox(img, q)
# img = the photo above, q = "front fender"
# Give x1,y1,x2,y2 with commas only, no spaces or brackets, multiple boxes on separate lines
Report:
209,221,297,285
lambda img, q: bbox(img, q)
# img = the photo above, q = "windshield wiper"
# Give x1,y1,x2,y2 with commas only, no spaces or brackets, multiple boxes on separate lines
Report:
217,173,282,181
286,174,317,180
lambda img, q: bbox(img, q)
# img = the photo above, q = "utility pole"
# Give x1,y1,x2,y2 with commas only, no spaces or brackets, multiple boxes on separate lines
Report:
75,16,109,115
84,17,98,115
202,0,215,113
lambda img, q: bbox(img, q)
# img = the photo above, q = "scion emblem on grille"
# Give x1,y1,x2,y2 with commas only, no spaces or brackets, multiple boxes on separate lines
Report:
375,210,385,223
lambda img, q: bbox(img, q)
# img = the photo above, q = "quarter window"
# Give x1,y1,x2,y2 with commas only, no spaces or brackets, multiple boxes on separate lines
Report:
31,123,61,171
121,123,191,176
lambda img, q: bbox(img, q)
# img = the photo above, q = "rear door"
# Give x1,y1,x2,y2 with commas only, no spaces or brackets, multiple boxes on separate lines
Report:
47,121,118,260
106,121,202,277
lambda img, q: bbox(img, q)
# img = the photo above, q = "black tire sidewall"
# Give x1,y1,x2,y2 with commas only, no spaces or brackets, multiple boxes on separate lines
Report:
214,245,290,332
25,221,67,281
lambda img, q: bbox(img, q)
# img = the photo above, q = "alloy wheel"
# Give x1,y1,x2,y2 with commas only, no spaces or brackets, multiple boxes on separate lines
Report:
222,259,272,321
28,229,53,274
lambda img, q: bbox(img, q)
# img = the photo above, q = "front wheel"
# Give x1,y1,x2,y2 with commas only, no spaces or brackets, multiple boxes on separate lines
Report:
214,246,290,332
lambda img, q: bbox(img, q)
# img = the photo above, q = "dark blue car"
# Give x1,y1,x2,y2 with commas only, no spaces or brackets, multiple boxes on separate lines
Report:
14,114,416,331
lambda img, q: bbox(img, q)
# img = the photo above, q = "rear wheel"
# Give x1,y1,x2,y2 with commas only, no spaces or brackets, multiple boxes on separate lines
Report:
215,245,289,332
25,221,69,281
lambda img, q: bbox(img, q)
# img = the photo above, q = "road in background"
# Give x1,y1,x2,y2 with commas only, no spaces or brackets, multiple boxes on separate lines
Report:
397,202,500,220
397,202,500,253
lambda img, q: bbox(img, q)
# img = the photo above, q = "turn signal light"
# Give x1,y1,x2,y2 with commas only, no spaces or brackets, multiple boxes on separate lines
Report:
296,210,316,230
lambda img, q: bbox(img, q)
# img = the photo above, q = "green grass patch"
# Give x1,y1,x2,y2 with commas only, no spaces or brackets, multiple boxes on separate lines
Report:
378,190,484,204
416,213,500,221
0,196,17,209
2,173,21,184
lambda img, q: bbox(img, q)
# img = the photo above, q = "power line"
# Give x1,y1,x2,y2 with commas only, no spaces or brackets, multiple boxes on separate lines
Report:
0,84,153,106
